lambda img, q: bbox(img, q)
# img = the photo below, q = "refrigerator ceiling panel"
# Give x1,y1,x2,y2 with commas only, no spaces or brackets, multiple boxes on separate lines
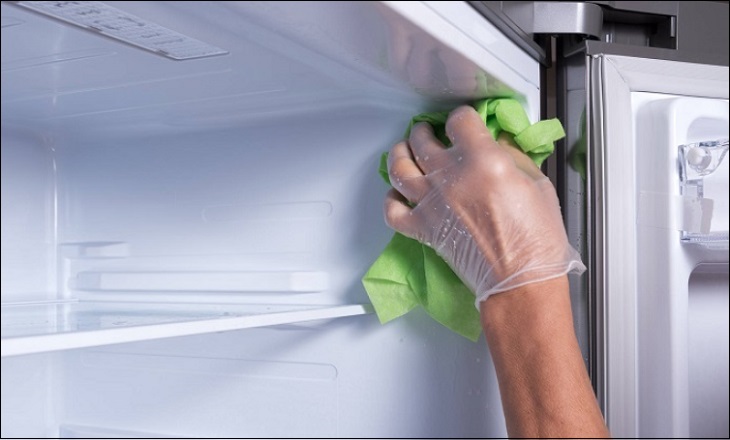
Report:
1,1,540,138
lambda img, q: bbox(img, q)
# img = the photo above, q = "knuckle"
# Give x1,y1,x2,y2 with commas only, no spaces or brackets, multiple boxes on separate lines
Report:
409,122,431,141
383,203,401,229
446,106,476,129
449,105,476,119
388,156,410,178
390,141,408,155
481,151,514,177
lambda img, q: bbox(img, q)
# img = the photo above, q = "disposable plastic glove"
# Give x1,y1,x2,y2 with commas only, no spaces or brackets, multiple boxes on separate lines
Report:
384,106,585,305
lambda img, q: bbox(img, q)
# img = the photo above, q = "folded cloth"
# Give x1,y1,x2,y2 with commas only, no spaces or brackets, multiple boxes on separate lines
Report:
363,99,566,341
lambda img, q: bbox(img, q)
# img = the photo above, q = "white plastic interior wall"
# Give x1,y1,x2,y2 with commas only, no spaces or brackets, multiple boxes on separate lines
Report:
633,94,729,438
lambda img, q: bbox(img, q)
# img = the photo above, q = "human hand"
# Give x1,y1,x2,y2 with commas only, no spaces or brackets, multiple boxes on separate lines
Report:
384,106,585,305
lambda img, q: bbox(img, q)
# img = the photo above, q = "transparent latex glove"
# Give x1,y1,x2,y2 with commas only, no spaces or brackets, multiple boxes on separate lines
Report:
384,106,585,305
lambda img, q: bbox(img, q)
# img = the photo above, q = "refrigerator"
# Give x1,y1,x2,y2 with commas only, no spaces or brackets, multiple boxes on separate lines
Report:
1,1,728,438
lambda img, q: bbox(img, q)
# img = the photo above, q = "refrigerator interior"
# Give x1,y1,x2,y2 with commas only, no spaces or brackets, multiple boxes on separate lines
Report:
633,93,729,438
1,2,540,437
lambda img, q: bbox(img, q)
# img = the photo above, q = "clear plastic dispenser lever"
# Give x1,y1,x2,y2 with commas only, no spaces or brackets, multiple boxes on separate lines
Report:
678,139,729,246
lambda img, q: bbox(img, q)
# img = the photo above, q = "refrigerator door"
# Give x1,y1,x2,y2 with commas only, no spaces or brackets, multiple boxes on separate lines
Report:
588,55,729,438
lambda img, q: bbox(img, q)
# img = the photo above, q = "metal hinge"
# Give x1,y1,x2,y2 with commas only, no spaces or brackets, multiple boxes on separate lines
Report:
470,1,687,64
504,2,603,39
469,1,604,64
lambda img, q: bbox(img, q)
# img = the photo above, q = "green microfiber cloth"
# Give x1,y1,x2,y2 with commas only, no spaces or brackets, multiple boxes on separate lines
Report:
363,99,566,341
569,109,587,180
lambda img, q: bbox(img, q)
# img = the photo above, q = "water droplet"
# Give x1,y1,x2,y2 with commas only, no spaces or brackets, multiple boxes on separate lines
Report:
458,156,463,161
424,155,429,161
445,204,450,210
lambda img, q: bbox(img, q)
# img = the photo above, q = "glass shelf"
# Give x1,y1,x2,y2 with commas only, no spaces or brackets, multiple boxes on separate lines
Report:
1,300,371,357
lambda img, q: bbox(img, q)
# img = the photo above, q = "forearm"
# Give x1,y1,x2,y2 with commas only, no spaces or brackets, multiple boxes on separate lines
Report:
481,276,609,438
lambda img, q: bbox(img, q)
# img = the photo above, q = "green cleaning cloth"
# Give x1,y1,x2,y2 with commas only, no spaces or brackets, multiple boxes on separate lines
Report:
568,109,587,180
363,99,566,341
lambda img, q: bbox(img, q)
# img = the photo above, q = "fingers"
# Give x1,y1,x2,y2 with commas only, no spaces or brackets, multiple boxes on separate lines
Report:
383,188,421,240
496,133,545,180
445,106,496,151
409,122,447,172
387,141,429,203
